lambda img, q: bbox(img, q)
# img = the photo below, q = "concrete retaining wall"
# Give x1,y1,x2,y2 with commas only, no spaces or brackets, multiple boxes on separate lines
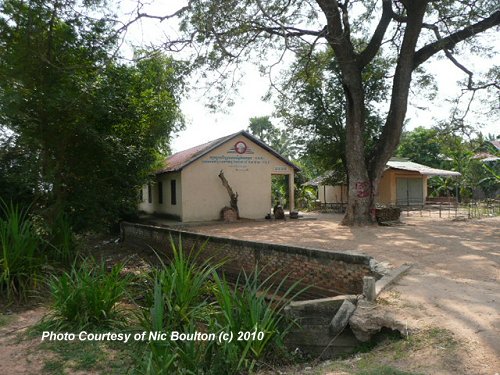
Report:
120,222,378,298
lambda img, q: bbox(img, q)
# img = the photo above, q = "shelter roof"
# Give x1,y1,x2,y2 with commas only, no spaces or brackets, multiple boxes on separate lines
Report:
490,140,500,151
156,130,300,174
385,158,461,176
305,158,461,186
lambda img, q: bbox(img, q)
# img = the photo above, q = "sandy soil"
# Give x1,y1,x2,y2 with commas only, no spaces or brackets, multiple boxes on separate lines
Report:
189,214,500,375
0,307,47,375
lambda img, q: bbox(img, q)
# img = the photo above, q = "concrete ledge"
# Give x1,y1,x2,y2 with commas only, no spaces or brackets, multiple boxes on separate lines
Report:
287,295,358,310
375,264,412,296
121,221,378,297
122,221,373,265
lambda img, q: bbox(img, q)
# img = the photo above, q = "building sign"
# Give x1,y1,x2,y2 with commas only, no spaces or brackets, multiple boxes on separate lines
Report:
201,140,272,170
234,141,247,154
228,141,254,155
273,166,288,172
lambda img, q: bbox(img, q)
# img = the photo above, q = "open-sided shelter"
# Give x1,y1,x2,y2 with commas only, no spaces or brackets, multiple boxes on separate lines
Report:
308,158,461,206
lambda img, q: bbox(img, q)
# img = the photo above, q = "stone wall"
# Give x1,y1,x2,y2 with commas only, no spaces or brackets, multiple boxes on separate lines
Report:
120,222,378,298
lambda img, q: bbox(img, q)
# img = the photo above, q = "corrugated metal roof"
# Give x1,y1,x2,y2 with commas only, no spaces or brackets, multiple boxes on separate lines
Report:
156,130,300,174
306,158,461,185
303,170,346,186
385,158,461,176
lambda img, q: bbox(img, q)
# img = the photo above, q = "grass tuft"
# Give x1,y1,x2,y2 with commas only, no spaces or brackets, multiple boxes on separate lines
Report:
0,200,42,302
42,259,130,331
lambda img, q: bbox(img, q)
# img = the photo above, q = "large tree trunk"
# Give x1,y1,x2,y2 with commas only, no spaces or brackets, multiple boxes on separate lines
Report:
341,71,376,226
318,0,428,225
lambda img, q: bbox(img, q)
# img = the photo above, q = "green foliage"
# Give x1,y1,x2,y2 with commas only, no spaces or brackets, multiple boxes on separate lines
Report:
275,47,389,174
44,260,130,330
137,238,302,374
0,200,42,302
437,128,500,199
0,198,79,302
139,238,218,333
247,116,300,159
396,127,442,168
0,0,185,230
212,269,301,371
295,184,317,210
272,175,289,208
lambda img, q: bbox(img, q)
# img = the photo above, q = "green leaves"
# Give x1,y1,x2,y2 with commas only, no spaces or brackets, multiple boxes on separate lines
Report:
137,237,304,374
44,259,131,331
0,1,186,230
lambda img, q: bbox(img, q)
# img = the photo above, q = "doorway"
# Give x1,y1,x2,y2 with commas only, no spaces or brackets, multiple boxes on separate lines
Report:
271,174,290,209
396,177,423,206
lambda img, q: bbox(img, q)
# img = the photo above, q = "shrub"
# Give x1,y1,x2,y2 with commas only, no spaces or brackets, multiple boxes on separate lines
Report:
45,259,130,330
138,237,304,374
0,200,42,302
212,269,303,372
139,237,220,333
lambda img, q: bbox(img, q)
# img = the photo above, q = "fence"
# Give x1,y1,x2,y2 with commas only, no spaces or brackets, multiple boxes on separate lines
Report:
400,199,500,219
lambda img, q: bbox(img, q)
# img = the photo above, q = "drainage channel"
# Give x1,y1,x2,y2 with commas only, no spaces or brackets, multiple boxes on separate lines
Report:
120,221,411,359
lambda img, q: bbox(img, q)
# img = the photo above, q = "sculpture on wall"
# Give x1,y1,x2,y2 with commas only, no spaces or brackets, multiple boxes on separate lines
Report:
218,170,239,220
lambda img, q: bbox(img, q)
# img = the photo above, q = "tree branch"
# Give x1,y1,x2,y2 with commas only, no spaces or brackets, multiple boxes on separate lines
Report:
258,25,326,38
413,10,500,68
357,0,393,68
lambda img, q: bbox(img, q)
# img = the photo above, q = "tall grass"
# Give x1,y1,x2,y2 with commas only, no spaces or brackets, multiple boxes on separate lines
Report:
45,213,77,266
139,237,220,332
137,237,304,374
0,200,42,302
44,259,130,330
212,269,304,371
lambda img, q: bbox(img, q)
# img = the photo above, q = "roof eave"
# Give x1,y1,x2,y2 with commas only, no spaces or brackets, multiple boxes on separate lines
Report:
240,130,301,172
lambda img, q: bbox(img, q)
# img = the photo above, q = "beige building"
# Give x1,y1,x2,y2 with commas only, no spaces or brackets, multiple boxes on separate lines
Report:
139,130,299,222
309,158,460,206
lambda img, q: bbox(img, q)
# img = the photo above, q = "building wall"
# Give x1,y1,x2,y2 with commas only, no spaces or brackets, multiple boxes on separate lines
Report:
317,169,428,206
181,135,294,222
318,185,348,203
376,169,427,205
138,172,182,219
377,171,393,204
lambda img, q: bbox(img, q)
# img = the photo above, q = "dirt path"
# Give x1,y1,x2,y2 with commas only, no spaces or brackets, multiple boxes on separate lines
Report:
0,307,47,375
191,214,500,374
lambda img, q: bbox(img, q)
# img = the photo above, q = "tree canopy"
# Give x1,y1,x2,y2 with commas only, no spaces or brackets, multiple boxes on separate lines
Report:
0,0,185,229
140,0,499,224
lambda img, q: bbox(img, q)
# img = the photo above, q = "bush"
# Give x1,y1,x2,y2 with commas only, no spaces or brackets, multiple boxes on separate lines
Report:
45,259,130,330
139,237,219,333
45,213,77,266
137,237,303,374
212,269,303,372
0,200,42,302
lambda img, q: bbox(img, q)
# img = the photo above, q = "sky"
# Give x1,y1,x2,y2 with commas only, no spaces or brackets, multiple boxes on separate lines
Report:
118,1,499,154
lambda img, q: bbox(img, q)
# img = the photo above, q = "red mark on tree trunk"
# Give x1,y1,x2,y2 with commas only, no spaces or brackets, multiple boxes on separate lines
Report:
356,181,370,198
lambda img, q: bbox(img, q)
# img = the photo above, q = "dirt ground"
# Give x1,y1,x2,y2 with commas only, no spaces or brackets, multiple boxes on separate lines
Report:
0,306,48,375
0,215,497,374
189,213,500,375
